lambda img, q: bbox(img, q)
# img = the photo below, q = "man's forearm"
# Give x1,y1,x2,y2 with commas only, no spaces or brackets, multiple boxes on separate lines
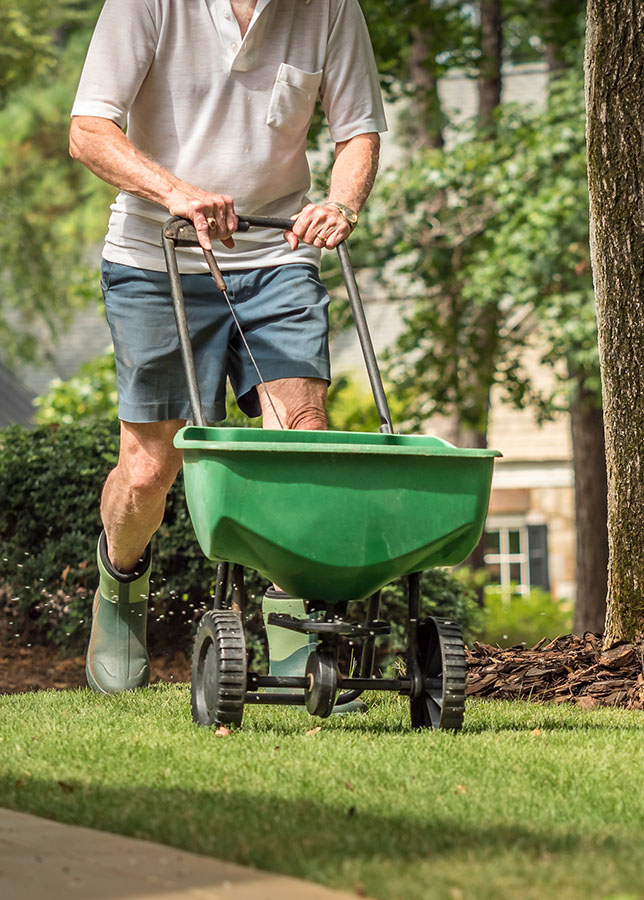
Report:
286,132,380,251
327,132,380,214
69,116,237,248
69,116,182,208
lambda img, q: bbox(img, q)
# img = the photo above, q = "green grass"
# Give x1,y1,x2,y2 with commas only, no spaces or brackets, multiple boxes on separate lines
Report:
1,687,644,900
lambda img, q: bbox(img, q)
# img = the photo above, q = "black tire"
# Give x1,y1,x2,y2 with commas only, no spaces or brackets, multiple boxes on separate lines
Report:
410,616,466,732
191,609,246,727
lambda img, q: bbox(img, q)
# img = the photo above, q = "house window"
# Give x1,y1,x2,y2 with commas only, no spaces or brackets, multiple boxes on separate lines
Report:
483,520,549,599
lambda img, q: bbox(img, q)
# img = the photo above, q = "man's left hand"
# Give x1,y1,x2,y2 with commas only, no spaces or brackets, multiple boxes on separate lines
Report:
284,203,353,251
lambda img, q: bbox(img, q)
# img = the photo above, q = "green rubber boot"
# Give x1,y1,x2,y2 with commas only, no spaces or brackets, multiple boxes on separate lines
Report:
262,588,317,682
86,531,152,694
262,588,367,714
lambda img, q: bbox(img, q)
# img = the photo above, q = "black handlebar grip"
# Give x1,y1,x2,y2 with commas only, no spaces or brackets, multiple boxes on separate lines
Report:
236,215,297,232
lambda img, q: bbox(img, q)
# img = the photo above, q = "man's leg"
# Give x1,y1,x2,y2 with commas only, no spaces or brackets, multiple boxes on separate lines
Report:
258,377,327,679
87,419,184,694
257,376,327,431
257,377,366,713
101,420,185,572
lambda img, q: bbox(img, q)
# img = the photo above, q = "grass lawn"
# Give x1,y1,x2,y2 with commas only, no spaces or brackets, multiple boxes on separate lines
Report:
1,687,644,900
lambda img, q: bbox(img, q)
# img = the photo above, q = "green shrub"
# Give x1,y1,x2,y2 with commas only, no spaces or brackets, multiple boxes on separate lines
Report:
0,422,220,655
33,350,118,426
33,350,260,428
0,422,482,666
477,587,573,648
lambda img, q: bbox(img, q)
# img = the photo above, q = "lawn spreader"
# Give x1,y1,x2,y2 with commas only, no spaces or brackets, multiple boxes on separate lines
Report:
162,215,500,732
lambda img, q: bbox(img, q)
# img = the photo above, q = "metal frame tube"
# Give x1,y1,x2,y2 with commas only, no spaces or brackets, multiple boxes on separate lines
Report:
162,234,206,426
336,241,394,434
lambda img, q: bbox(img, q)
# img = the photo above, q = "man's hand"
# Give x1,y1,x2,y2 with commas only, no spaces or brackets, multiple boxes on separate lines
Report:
69,116,238,252
283,133,379,252
167,187,238,251
284,203,352,251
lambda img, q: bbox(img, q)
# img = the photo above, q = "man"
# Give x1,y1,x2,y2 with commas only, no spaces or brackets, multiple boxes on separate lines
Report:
70,0,386,694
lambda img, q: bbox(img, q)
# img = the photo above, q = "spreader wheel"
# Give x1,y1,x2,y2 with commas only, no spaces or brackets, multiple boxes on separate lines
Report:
304,646,339,718
410,616,466,732
191,609,246,727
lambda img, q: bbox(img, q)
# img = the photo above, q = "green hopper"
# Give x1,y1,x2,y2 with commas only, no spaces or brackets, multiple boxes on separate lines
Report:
174,426,499,603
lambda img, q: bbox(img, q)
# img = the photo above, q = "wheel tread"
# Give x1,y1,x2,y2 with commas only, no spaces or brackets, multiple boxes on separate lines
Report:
410,615,466,732
191,609,247,727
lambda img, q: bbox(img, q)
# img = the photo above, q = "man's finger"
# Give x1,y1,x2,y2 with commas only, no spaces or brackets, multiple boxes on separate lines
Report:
194,213,212,250
284,229,298,251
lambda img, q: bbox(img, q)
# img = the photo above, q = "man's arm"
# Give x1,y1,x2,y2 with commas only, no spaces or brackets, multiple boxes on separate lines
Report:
69,116,237,249
286,132,380,251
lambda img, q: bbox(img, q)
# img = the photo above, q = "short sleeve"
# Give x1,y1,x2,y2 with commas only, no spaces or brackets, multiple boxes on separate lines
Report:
70,0,159,128
319,0,387,143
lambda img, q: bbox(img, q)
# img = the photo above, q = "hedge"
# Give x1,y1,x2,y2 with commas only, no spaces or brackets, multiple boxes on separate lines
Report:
0,422,483,665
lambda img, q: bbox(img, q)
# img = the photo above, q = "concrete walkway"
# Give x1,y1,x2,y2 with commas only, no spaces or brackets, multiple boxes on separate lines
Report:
0,808,367,900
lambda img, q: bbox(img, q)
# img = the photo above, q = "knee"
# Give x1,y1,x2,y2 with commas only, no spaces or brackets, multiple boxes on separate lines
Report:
118,450,181,501
261,377,328,431
286,404,327,430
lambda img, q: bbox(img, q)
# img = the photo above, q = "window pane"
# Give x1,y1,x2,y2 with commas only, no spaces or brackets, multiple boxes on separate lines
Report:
509,562,522,583
509,530,522,554
485,530,500,553
486,562,501,584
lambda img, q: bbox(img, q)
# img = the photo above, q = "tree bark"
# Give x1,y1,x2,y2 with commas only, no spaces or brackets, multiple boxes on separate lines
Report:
478,0,503,131
570,379,608,635
585,0,644,646
458,1,503,592
409,21,444,150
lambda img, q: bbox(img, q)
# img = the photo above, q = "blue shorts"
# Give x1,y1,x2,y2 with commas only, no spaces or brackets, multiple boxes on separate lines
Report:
101,261,331,423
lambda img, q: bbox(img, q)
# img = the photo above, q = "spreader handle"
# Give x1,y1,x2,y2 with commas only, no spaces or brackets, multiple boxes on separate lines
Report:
237,214,296,231
162,215,295,243
161,217,394,433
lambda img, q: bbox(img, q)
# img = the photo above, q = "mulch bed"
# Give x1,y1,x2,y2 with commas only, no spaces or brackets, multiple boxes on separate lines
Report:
466,632,644,710
2,632,644,709
0,642,190,694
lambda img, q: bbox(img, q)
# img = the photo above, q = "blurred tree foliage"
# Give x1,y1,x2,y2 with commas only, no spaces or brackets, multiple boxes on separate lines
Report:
378,67,595,431
0,0,99,103
0,1,111,366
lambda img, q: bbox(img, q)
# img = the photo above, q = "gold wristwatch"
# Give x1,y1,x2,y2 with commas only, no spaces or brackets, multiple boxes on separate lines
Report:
324,201,359,230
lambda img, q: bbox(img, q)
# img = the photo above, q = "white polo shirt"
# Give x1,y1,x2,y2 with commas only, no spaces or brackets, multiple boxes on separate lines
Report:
71,0,387,273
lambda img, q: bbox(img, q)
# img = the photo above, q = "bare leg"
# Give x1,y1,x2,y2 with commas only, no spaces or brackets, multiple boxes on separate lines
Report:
258,377,327,592
101,419,185,573
257,376,328,431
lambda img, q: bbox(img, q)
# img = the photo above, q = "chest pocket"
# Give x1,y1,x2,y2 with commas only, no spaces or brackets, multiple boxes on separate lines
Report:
266,63,323,134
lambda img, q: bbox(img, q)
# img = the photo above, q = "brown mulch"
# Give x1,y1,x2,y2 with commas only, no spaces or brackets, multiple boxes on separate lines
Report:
466,632,644,710
2,632,644,709
0,642,190,694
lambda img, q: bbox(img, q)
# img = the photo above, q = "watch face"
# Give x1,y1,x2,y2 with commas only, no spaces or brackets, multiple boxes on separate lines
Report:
330,202,358,224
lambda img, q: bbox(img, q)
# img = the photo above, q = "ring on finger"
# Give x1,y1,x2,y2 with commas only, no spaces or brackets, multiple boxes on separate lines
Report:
207,217,217,229
316,232,327,246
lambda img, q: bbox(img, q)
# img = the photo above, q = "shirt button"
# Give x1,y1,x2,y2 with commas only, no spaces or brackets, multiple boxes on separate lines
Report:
223,10,230,18
230,42,238,52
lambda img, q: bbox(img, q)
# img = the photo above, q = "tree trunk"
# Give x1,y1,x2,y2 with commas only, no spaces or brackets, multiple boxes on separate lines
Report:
478,0,503,131
409,21,444,150
570,380,608,635
461,2,503,595
540,0,572,76
585,0,644,646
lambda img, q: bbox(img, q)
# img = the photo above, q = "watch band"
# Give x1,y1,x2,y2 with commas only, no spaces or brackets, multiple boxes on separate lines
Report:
324,201,358,229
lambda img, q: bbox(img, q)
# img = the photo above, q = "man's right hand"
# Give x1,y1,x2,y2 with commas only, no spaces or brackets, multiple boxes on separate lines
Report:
167,188,238,251
69,117,238,252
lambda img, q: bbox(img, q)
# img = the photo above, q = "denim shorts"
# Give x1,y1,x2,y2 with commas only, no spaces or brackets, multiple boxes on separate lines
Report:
101,261,330,423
